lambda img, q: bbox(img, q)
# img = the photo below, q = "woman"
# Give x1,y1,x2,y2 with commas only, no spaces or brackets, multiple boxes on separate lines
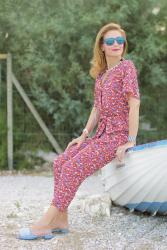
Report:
18,22,140,240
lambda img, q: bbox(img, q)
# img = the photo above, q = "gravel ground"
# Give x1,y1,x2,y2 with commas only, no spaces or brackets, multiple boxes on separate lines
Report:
0,171,167,250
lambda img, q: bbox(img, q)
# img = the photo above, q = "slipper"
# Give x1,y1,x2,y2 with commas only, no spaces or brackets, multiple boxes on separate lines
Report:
52,228,69,234
17,227,55,240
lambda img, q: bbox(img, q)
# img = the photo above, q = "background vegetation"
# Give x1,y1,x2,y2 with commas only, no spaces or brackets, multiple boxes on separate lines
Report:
0,0,166,169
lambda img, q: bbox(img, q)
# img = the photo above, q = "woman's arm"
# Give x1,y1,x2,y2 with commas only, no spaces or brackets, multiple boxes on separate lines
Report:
66,106,100,149
115,95,140,162
127,95,140,146
81,106,100,137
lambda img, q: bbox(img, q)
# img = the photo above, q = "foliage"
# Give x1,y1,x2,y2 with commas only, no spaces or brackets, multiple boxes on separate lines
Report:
0,0,166,169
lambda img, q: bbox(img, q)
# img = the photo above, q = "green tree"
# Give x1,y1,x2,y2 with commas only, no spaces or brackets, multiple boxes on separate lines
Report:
0,0,166,169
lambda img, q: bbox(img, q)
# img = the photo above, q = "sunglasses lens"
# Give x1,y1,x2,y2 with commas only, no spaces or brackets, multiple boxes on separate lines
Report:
103,36,125,46
116,37,125,44
104,38,114,45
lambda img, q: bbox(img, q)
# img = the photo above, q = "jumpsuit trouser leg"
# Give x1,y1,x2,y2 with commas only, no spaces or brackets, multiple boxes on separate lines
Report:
51,132,128,212
50,138,92,207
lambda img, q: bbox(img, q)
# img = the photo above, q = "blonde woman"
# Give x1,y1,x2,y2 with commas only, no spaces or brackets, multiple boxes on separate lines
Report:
18,22,140,240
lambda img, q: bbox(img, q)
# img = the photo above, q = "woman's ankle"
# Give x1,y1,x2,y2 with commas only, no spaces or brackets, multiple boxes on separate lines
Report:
50,217,69,228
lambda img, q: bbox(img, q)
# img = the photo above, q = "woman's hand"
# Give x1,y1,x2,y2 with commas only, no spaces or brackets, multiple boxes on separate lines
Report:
66,134,87,150
115,142,135,163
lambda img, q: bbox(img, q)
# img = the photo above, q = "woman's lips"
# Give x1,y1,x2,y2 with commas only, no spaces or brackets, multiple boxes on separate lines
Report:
111,48,120,51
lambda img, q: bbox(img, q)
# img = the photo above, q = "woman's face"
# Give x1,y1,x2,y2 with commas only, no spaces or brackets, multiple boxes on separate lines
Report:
101,30,125,58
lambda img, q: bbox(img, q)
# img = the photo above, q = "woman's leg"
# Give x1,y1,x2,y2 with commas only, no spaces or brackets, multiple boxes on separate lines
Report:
51,132,127,212
31,138,92,232
52,138,92,198
31,133,127,235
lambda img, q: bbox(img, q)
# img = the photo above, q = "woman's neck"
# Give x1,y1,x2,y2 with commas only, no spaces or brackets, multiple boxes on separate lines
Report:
106,56,122,69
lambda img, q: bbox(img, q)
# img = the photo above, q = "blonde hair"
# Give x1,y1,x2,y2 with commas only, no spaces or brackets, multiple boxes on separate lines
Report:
89,22,128,79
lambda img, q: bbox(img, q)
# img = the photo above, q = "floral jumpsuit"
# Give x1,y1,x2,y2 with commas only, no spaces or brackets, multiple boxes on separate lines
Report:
50,58,140,211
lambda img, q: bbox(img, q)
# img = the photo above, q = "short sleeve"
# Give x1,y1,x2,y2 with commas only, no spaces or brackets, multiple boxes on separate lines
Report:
122,60,140,100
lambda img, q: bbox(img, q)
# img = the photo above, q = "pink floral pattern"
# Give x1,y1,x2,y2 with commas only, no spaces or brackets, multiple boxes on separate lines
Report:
51,58,140,211
94,58,140,137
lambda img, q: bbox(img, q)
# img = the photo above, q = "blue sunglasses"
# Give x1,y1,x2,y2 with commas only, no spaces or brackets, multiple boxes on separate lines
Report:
103,36,125,45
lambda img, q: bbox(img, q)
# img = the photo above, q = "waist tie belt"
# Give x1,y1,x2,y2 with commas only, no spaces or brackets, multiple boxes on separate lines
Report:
96,114,128,137
96,115,113,136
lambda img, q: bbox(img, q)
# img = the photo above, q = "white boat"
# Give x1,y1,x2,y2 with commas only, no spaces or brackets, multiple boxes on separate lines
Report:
101,139,167,216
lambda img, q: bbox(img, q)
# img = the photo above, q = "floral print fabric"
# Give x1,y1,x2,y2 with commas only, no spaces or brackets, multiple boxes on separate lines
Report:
50,58,140,211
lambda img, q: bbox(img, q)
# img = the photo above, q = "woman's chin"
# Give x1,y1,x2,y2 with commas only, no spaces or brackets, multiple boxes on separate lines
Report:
106,52,122,57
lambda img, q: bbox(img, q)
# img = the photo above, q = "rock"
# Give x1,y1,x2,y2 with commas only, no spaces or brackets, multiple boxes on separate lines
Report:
36,150,57,162
70,193,112,217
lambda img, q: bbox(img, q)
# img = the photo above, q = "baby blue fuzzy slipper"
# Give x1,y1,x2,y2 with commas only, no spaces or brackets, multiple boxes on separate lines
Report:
17,227,55,240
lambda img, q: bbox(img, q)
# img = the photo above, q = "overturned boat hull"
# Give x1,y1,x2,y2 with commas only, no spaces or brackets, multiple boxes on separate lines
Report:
101,139,167,216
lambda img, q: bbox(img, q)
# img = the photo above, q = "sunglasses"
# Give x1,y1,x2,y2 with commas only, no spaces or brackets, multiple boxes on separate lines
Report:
103,36,125,46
